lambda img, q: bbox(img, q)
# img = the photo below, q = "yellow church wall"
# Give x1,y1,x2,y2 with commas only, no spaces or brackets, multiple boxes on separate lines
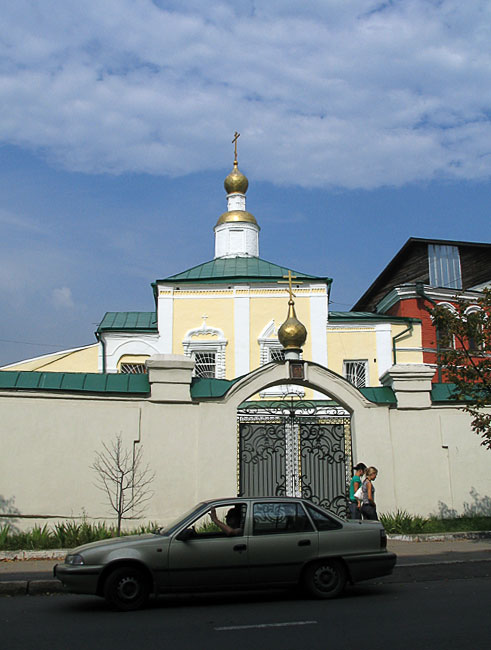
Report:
327,322,423,386
171,295,236,374
391,322,423,364
327,329,378,384
1,344,99,373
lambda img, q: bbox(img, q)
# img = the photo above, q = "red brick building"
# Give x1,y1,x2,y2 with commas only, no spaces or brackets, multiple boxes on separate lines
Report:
352,238,491,374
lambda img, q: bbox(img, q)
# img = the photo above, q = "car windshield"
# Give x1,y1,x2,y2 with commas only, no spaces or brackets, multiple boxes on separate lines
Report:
156,503,207,536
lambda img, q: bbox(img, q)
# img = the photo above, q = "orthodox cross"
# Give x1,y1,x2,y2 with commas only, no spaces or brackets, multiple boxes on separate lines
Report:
279,271,302,302
232,131,240,163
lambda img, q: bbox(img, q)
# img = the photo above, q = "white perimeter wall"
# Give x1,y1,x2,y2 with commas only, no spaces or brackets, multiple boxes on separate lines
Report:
0,359,489,530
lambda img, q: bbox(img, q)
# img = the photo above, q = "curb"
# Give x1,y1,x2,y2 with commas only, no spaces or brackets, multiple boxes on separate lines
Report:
388,530,491,542
0,550,65,561
0,579,63,596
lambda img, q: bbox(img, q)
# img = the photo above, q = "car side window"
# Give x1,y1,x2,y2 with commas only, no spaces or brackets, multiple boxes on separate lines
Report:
182,504,247,539
253,502,314,535
305,504,342,531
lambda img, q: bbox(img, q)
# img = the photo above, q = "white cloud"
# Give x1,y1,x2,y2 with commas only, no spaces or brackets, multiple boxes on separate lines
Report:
0,209,44,232
1,0,491,188
52,286,75,309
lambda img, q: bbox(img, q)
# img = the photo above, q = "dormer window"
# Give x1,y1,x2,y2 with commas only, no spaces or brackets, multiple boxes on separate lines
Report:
428,244,462,289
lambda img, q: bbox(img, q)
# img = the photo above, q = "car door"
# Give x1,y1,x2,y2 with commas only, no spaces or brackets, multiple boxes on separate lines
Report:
247,501,318,586
167,504,250,589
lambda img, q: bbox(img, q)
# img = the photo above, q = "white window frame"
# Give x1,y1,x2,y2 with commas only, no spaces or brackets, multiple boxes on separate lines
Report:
182,319,227,379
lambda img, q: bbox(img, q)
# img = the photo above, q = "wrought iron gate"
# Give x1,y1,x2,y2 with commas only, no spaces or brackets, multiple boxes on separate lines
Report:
238,399,351,517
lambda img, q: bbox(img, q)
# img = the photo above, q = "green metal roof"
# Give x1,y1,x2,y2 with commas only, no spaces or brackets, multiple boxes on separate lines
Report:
0,371,464,405
329,311,420,323
189,378,397,404
0,371,150,394
155,257,331,285
359,386,397,404
97,312,157,333
190,376,241,398
431,383,463,402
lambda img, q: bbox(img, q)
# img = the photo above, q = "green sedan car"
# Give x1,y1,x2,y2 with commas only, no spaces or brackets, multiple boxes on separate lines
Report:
54,497,396,610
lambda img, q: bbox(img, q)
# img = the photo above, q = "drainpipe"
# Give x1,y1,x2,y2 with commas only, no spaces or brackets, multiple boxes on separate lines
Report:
95,332,107,374
392,321,413,365
415,282,442,383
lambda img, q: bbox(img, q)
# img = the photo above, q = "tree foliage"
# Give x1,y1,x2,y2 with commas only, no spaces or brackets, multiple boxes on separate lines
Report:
429,288,491,450
91,435,155,535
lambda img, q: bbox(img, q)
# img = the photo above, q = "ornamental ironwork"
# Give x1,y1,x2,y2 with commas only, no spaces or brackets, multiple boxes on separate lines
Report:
238,392,352,517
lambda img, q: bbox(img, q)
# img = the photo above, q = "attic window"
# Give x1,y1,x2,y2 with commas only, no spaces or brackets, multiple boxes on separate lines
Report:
428,245,462,290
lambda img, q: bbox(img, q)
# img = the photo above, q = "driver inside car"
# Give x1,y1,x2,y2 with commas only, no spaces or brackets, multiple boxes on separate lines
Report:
210,505,243,536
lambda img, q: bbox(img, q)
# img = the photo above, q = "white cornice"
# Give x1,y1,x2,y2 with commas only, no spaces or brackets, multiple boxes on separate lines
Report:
376,284,484,313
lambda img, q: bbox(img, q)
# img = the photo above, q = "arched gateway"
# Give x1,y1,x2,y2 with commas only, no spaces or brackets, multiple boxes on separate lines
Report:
220,359,375,518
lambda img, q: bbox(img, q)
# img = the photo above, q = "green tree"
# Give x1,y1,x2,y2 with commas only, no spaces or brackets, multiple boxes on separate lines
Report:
429,288,491,450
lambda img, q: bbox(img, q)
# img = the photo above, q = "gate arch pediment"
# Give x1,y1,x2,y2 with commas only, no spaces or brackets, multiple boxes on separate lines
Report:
224,360,374,414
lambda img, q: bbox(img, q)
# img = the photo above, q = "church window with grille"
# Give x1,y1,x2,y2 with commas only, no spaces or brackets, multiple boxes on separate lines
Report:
193,351,217,378
269,347,285,363
343,360,368,388
120,363,147,374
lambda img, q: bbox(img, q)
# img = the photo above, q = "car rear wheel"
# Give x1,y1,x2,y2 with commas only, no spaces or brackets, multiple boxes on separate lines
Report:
103,566,150,611
302,560,346,599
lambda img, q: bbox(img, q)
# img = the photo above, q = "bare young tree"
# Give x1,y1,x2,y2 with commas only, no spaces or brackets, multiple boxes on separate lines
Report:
91,435,155,535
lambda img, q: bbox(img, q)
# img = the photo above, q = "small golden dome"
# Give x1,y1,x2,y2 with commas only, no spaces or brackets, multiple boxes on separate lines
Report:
278,302,308,350
215,210,259,227
224,161,249,194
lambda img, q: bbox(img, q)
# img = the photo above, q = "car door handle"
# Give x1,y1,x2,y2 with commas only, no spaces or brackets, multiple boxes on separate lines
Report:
298,539,311,547
233,544,247,552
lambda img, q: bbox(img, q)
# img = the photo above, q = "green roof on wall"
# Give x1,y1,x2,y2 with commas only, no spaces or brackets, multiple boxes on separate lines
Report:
0,371,150,394
0,371,462,405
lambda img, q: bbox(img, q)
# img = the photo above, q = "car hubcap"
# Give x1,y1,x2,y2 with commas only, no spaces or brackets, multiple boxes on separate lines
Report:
314,565,337,592
117,576,140,601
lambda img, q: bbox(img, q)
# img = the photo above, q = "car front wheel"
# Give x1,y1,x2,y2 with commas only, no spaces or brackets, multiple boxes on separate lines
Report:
302,560,346,599
103,566,150,611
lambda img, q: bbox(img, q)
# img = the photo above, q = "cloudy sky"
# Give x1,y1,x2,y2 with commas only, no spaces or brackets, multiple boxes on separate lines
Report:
1,0,490,366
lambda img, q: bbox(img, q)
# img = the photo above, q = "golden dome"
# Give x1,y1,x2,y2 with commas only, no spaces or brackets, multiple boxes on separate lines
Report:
215,210,259,227
278,302,308,350
224,161,249,194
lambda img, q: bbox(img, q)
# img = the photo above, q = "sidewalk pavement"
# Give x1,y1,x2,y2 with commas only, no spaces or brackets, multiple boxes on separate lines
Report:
0,534,490,597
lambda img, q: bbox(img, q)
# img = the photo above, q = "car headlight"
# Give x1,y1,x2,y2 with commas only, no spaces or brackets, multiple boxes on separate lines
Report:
65,554,85,565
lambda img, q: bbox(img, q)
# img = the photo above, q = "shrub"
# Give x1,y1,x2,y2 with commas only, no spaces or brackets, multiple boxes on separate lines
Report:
380,510,428,534
0,521,158,551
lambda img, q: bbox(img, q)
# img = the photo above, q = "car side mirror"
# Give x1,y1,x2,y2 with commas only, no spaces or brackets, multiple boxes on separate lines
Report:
176,528,195,541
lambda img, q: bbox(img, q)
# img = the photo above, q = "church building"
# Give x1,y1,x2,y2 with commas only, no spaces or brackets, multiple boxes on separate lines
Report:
2,146,423,396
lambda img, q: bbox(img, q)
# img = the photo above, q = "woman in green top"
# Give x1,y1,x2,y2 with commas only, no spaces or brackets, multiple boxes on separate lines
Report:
349,463,366,519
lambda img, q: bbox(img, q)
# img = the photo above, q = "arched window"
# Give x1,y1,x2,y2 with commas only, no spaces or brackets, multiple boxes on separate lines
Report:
182,317,227,378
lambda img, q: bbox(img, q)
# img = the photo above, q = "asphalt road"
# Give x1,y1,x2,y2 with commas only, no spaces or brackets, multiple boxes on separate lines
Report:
2,577,490,650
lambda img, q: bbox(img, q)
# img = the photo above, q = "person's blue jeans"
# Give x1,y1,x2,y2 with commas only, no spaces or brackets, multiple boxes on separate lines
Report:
361,504,378,520
349,502,362,519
